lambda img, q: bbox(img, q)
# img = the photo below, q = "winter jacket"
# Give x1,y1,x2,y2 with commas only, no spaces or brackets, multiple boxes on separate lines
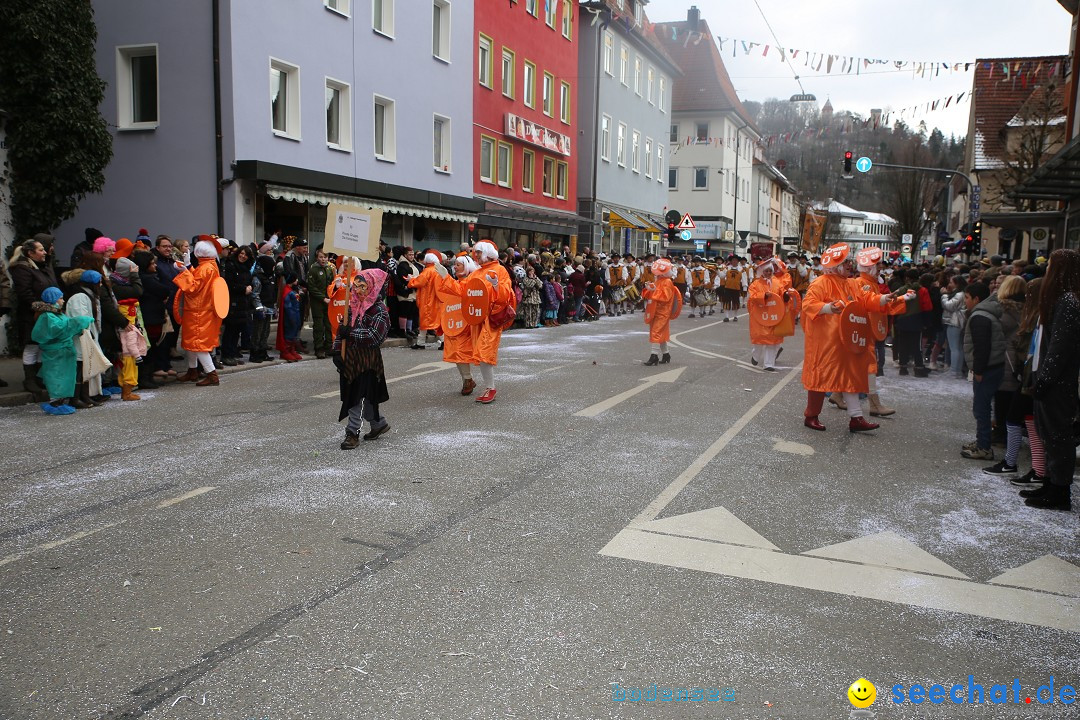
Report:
1033,292,1080,401
963,295,1009,375
9,252,58,345
568,271,587,298
941,290,965,328
220,256,253,325
308,263,336,301
520,276,542,305
138,271,173,326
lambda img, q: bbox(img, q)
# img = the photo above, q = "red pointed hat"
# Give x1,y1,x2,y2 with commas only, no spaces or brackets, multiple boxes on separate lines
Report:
820,243,851,267
855,247,884,266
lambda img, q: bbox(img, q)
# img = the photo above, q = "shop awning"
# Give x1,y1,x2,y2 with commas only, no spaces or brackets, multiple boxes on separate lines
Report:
1010,134,1080,201
607,209,645,229
266,184,478,223
476,196,595,234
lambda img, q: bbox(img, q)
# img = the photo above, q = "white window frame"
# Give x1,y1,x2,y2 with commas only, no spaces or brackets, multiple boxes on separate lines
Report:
559,81,570,124
373,94,396,161
501,48,515,98
647,67,654,105
545,0,556,27
659,77,666,111
269,57,301,140
523,60,536,108
432,0,451,62
525,0,538,16
479,135,496,183
669,123,678,143
561,0,572,39
668,167,678,190
620,47,629,86
542,71,554,117
542,157,555,197
694,166,708,190
556,160,568,200
631,130,640,173
696,121,709,142
117,44,160,130
372,0,395,37
600,114,611,162
325,0,350,17
657,144,665,183
634,56,642,96
324,77,352,151
603,32,614,75
617,122,626,167
522,149,535,192
478,34,493,88
433,113,451,172
644,137,652,178
497,140,512,188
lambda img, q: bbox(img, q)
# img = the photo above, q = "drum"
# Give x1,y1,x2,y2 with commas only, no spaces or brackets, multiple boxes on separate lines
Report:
610,286,627,303
692,289,710,306
704,289,717,305
623,283,640,302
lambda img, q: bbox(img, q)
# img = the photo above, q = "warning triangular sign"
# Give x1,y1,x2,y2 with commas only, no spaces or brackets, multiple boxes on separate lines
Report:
677,213,696,230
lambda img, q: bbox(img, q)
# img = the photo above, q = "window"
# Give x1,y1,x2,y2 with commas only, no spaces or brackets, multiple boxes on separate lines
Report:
556,161,568,199
620,48,628,85
634,57,642,95
668,167,677,189
659,77,666,111
479,135,495,183
644,137,652,178
522,61,536,107
647,67,654,104
522,150,535,192
269,58,300,138
559,81,570,124
545,0,556,27
373,0,394,36
632,130,640,173
374,95,396,160
669,123,678,143
433,114,451,171
542,72,554,116
525,0,537,16
478,35,493,88
694,166,708,190
600,115,611,162
501,49,515,98
497,141,512,187
561,0,572,38
603,32,614,75
695,122,709,142
433,0,451,61
542,157,555,196
617,122,626,166
325,0,350,15
118,45,159,129
325,78,351,150
657,144,664,182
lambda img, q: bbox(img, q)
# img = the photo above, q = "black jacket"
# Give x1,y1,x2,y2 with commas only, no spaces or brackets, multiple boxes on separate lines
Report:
138,271,172,326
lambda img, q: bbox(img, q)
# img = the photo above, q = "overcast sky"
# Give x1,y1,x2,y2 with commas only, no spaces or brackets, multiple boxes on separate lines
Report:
647,0,1073,139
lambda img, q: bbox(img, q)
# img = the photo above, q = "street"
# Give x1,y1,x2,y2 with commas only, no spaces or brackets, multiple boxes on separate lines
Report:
1,315,1077,720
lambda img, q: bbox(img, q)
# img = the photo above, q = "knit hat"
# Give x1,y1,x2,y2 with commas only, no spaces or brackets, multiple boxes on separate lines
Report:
136,228,151,243
81,270,102,284
85,227,104,245
132,250,156,273
114,238,134,259
41,287,63,304
93,236,116,254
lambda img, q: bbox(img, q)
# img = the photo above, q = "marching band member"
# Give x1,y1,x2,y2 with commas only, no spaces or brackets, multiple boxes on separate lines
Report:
642,257,682,365
801,243,910,432
687,257,711,318
467,240,514,404
606,254,627,316
623,255,639,314
406,250,448,349
721,256,742,322
788,252,810,295
704,261,719,315
672,256,690,307
747,258,793,372
439,255,480,395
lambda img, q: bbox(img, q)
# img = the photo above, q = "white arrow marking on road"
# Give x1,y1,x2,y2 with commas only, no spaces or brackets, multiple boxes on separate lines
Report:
0,522,124,568
574,367,686,417
802,531,969,579
989,555,1080,596
157,486,217,509
312,362,454,398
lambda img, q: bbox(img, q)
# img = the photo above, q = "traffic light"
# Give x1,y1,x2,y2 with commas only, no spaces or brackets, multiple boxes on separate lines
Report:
667,222,678,244
843,151,853,174
971,220,982,254
705,240,712,253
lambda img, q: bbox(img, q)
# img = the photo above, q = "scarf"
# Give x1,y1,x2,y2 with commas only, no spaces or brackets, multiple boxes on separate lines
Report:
348,268,387,323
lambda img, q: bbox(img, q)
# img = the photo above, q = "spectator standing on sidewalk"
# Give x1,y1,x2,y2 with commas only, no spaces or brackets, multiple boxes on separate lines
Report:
9,238,57,401
941,275,967,378
960,282,1009,460
308,248,336,358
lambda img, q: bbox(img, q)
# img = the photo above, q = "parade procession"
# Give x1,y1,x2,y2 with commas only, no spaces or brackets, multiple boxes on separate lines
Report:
1,0,1078,718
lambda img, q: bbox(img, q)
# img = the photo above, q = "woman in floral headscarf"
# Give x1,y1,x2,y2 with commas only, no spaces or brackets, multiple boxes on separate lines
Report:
333,268,391,450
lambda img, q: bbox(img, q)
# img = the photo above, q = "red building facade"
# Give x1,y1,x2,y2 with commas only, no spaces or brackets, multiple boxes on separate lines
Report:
473,0,579,248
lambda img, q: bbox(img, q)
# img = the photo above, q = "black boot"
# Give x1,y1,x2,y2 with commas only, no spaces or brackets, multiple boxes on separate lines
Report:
660,353,671,364
1024,483,1072,511
138,364,161,389
23,364,48,401
643,354,659,366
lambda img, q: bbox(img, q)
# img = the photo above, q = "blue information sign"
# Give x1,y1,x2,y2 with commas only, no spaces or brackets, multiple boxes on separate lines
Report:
856,157,873,173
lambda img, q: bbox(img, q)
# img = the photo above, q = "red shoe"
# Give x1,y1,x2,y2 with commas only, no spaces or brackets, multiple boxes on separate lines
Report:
849,416,880,432
475,388,497,404
804,416,826,431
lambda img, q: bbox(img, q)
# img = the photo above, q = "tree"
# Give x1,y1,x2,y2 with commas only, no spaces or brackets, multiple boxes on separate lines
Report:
0,0,112,243
882,140,938,245
990,80,1066,212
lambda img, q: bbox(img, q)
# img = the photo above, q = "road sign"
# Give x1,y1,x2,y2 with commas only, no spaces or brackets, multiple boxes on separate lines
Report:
901,233,913,244
1031,227,1050,251
856,156,873,173
723,230,735,241
680,230,693,241
665,209,682,225
902,244,912,254
677,213,696,230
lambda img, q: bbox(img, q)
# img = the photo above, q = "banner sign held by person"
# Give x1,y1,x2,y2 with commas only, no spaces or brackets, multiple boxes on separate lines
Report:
323,204,383,261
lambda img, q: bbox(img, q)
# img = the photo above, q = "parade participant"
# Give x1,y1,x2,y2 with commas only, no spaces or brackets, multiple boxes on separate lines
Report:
606,253,627,316
333,268,391,449
688,257,711,318
672,255,690,307
467,240,515,404
642,257,682,365
31,287,93,415
802,243,909,432
623,255,640,314
747,257,793,372
173,236,225,386
407,250,448,348
61,269,108,407
703,261,718,315
788,252,810,294
440,255,481,394
853,247,909,417
721,256,743,322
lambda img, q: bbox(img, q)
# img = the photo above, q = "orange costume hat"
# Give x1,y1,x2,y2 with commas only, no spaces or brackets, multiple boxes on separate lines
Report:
651,258,673,277
820,243,851,268
855,247,884,267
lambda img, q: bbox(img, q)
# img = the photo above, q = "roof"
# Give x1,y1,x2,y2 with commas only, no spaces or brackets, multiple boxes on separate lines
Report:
654,17,758,131
969,56,1067,171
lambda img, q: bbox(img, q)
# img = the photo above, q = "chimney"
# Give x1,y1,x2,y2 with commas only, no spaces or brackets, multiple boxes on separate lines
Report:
687,5,700,30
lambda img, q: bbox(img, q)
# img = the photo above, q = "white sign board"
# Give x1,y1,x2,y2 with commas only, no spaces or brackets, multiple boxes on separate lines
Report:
323,203,384,261
1030,227,1050,251
901,233,913,244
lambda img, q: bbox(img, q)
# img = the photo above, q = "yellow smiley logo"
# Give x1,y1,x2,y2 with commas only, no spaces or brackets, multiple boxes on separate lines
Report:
848,678,877,709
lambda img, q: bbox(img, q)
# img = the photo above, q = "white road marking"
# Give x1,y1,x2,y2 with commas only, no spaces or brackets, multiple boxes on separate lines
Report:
599,528,1080,633
771,437,815,456
668,313,758,365
989,555,1080,597
0,522,124,568
640,506,778,549
802,531,969,579
157,486,217,509
629,365,802,525
574,367,686,418
312,362,455,398
689,351,714,359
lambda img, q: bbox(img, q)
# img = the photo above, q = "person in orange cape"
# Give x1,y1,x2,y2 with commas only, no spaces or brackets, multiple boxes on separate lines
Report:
747,257,793,372
438,255,480,395
641,257,682,365
173,236,224,386
852,247,908,417
407,250,448,349
801,243,909,432
466,240,514,404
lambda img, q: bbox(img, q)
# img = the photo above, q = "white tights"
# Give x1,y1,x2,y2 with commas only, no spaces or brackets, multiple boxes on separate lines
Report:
456,363,473,380
650,342,669,355
478,363,494,390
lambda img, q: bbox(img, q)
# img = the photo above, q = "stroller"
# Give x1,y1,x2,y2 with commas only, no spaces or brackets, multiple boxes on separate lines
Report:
581,285,602,321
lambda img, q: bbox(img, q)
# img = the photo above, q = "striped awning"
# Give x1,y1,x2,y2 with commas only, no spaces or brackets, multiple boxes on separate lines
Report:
265,184,478,223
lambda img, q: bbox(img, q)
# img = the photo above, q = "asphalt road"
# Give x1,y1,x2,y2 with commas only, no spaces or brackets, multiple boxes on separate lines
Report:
0,312,1077,720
